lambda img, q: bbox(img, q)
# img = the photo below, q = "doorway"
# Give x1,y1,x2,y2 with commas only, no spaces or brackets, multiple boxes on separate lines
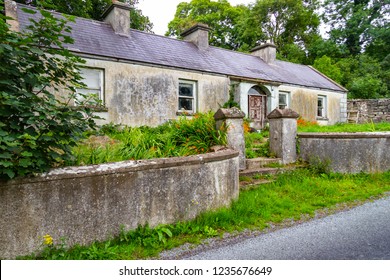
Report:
248,86,267,129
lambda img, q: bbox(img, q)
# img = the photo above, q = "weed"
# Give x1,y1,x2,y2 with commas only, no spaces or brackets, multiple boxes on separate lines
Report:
239,176,252,182
69,112,227,166
307,156,332,175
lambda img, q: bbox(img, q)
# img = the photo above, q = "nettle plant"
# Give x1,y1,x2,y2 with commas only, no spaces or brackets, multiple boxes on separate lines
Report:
0,2,99,180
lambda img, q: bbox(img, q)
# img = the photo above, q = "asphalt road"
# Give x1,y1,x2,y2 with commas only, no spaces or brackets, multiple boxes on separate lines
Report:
175,196,390,260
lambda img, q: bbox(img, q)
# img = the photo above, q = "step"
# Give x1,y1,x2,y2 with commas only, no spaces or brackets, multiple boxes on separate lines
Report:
246,157,282,169
240,179,275,190
239,167,281,176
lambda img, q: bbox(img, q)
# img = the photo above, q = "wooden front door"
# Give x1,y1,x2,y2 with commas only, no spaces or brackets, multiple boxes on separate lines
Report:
249,94,267,129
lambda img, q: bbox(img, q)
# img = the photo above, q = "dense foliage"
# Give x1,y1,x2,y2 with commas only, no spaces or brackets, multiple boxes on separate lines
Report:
0,2,98,180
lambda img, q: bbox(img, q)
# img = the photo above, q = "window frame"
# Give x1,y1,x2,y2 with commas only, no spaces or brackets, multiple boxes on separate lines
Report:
278,91,290,109
317,95,327,119
178,80,197,114
76,67,105,105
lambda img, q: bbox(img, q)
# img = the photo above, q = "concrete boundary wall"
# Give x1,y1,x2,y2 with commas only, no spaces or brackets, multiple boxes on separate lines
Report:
298,132,390,173
0,150,239,259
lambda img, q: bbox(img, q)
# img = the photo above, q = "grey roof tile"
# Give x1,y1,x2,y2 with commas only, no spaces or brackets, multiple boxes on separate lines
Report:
15,3,346,92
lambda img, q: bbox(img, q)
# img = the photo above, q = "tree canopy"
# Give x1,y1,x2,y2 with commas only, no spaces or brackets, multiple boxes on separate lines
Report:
14,0,154,32
166,0,247,50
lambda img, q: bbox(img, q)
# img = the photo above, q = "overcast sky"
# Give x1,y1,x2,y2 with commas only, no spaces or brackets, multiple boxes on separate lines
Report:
137,0,255,35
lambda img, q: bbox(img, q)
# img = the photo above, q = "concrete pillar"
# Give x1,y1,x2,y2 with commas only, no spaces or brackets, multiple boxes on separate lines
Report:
267,108,299,164
214,108,246,170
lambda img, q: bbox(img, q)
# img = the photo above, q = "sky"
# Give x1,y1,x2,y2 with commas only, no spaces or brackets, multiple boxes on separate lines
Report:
137,0,255,36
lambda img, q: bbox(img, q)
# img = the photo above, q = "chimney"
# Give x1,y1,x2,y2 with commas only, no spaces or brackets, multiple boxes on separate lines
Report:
102,1,132,36
251,40,277,64
181,23,211,51
4,0,20,32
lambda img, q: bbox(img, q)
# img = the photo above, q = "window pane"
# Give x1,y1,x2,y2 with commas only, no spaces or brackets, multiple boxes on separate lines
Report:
178,97,193,111
279,94,286,105
318,98,323,108
80,68,101,89
179,83,193,97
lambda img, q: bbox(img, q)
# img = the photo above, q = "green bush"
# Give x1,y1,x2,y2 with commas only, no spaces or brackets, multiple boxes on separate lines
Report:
0,3,98,180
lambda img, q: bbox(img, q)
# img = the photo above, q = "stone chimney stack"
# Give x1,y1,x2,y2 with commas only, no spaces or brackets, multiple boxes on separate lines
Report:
251,40,277,64
102,0,132,36
4,0,20,32
181,23,211,51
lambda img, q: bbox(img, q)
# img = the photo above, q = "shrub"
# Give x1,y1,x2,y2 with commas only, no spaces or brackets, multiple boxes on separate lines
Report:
0,3,98,180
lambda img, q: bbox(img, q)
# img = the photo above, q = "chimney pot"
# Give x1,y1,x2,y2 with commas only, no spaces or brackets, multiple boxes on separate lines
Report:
181,23,211,51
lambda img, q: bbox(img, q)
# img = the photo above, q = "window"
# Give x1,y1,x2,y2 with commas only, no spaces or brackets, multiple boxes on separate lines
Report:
278,91,290,109
76,68,104,104
178,80,196,113
317,96,327,118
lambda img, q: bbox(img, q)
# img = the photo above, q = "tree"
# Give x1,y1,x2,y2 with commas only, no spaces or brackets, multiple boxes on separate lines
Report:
249,0,321,62
14,0,154,32
313,55,343,83
336,55,388,98
0,1,98,180
323,0,389,56
166,0,247,50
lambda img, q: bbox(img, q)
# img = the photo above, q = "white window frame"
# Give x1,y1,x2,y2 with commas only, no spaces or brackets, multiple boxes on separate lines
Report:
317,95,327,119
76,67,104,105
278,91,290,109
178,80,197,114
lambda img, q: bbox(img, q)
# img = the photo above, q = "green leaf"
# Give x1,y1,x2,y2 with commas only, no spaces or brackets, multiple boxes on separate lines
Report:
161,228,173,238
4,169,15,179
21,151,33,157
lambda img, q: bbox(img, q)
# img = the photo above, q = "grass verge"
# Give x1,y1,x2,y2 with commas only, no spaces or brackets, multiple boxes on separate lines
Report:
19,169,390,260
298,120,390,133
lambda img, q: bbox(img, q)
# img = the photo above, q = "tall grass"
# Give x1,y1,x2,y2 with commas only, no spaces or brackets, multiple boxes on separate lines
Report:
68,112,227,166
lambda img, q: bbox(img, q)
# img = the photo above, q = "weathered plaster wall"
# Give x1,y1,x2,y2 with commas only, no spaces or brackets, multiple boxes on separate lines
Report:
298,132,390,173
0,150,239,259
83,58,230,126
280,85,347,125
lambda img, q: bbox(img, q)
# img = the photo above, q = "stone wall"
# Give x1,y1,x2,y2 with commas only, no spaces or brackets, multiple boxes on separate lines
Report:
298,132,390,173
347,99,390,123
0,150,239,259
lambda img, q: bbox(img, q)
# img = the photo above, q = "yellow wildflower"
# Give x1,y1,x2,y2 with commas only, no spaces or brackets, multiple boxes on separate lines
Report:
43,234,53,246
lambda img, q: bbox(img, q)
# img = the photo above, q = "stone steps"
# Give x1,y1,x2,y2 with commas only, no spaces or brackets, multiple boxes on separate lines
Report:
246,157,282,170
240,167,282,177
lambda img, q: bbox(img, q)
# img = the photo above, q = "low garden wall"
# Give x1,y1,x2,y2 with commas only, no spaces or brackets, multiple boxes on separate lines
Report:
298,132,390,173
0,149,239,259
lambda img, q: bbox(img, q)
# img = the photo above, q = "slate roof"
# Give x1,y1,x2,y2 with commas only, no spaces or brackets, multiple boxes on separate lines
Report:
15,3,346,92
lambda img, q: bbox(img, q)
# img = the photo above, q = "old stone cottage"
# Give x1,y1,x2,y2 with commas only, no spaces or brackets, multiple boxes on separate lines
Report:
5,0,347,128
